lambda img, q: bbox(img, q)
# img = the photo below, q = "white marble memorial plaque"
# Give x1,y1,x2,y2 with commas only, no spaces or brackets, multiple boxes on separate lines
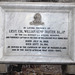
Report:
5,12,68,56
0,2,75,63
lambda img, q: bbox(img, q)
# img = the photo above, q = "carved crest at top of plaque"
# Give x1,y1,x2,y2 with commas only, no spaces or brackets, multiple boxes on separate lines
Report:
30,13,44,25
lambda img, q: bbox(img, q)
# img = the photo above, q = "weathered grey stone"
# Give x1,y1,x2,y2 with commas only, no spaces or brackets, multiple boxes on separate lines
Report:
66,65,75,74
40,65,62,75
0,64,7,73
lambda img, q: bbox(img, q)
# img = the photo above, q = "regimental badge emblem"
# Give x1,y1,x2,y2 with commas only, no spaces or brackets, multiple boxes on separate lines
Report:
30,13,44,25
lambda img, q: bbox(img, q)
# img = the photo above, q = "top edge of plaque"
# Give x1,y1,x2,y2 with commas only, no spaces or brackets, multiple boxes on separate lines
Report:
0,2,75,7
